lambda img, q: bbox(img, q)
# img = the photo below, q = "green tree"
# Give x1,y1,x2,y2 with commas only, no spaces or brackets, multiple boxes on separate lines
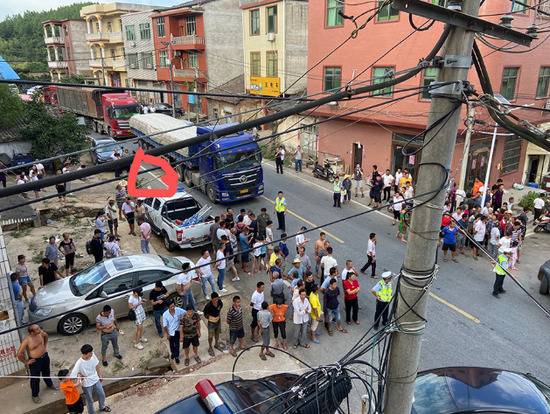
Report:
0,84,25,131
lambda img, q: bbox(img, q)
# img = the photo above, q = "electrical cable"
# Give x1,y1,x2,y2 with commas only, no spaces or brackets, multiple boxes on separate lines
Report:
408,13,436,32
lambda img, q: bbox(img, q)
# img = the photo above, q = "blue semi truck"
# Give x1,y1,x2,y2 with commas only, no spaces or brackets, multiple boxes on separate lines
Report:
130,114,264,203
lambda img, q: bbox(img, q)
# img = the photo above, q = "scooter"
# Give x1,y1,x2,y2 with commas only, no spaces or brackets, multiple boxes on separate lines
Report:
313,159,336,183
534,215,550,233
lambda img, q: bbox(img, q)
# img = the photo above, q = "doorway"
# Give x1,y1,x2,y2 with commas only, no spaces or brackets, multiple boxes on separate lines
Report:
352,143,363,170
527,155,540,183
466,148,489,192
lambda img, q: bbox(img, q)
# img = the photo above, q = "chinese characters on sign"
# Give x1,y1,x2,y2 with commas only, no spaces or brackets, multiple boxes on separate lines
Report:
250,77,280,97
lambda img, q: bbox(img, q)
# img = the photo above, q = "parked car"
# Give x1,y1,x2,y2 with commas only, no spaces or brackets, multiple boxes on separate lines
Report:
538,259,550,295
157,367,550,414
412,367,550,414
143,192,213,251
10,153,34,173
89,136,118,164
29,254,193,335
150,102,183,116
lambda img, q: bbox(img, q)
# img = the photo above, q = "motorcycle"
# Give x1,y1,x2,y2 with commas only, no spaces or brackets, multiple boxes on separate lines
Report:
313,159,336,183
534,214,550,233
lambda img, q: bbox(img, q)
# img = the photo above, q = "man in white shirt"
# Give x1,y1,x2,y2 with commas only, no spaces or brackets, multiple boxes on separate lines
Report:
341,259,357,281
295,226,309,253
250,281,265,342
138,217,151,254
360,233,377,278
177,262,196,311
292,289,311,348
216,221,229,242
533,195,545,221
472,215,487,260
216,236,228,293
382,169,394,202
320,246,337,282
71,344,109,414
196,248,216,300
162,301,185,363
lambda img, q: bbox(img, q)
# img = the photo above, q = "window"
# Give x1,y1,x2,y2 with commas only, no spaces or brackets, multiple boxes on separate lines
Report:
142,52,154,69
500,67,519,100
128,53,139,69
421,67,439,99
250,51,261,77
323,66,342,92
125,25,135,41
502,135,523,173
432,0,446,5
102,273,135,295
159,50,168,67
536,66,550,98
250,9,260,35
266,51,278,77
511,0,527,13
153,199,161,210
139,23,151,40
156,17,165,37
372,66,394,96
135,270,173,288
267,6,278,34
376,0,399,22
186,16,196,35
326,0,344,27
110,48,116,58
188,51,198,68
107,22,113,33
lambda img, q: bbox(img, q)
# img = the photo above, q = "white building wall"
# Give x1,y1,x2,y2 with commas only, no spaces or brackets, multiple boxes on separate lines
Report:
121,10,157,82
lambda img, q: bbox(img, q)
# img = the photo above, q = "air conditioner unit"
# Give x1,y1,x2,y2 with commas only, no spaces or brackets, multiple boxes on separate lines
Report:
267,32,276,42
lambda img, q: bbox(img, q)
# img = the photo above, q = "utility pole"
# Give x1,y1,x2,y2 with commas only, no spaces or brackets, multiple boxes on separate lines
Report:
384,1,481,413
163,38,177,118
458,103,476,191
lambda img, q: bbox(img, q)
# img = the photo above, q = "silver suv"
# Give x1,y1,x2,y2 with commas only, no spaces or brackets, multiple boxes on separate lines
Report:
29,254,193,335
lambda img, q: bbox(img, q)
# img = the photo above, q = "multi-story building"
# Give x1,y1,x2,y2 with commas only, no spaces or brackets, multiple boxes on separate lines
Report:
240,0,308,97
307,1,550,189
80,2,155,87
121,10,163,104
42,19,91,81
151,0,244,116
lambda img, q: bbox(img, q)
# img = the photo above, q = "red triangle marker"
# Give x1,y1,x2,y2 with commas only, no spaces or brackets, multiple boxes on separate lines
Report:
127,148,179,198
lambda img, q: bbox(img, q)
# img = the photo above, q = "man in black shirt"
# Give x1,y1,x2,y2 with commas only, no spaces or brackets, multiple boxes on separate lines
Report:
324,278,346,335
90,229,104,263
38,258,63,287
149,281,168,337
203,292,224,356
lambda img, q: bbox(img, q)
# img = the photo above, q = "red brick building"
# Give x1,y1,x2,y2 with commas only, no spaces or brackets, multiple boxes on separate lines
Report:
306,1,550,190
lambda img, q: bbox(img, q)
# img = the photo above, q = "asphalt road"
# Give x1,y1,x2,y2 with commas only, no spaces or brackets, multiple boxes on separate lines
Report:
146,160,550,390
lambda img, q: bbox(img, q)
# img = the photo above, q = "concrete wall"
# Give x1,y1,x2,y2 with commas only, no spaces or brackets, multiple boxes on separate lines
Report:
204,0,244,89
66,20,91,75
121,11,157,82
283,0,307,94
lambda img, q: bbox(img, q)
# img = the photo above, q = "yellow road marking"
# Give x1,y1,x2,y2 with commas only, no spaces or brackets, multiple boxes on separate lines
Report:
429,292,481,324
261,195,345,244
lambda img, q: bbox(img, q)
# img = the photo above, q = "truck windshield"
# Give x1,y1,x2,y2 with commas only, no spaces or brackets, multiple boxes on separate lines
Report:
112,105,140,120
215,150,261,170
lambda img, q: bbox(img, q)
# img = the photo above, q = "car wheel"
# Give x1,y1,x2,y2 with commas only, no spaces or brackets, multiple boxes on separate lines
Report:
206,184,217,204
169,293,184,308
540,274,549,295
328,174,335,183
58,313,88,335
163,231,175,252
183,168,194,187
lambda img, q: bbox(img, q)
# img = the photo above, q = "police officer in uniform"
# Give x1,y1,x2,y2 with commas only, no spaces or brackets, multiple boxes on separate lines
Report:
371,271,393,329
274,191,287,232
492,248,512,298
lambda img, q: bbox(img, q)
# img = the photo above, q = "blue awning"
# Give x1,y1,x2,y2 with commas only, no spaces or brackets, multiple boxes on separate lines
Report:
0,56,20,80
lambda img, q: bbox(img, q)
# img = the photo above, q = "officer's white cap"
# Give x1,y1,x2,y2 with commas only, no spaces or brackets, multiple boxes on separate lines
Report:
381,271,393,279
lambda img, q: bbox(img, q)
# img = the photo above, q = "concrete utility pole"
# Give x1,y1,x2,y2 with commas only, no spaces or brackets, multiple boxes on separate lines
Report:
163,39,177,118
458,103,476,191
384,1,481,413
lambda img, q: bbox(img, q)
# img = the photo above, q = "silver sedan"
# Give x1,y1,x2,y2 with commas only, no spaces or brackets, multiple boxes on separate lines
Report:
29,254,193,335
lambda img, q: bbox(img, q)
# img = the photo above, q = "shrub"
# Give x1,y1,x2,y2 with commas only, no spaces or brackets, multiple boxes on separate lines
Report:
518,191,541,211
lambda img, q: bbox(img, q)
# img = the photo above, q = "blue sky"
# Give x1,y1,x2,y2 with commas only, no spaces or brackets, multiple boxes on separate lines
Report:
0,0,176,21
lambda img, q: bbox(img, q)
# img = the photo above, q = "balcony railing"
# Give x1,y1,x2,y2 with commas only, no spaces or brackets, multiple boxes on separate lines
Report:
173,68,197,78
109,32,123,43
89,57,126,68
48,60,69,69
44,36,64,45
86,31,108,42
171,34,205,47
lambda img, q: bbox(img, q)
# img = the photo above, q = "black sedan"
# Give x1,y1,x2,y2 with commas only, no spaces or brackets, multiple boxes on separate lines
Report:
150,103,183,116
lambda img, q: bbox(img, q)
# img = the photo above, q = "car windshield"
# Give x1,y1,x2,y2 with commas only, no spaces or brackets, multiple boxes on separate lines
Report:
96,141,117,155
160,255,183,270
525,374,550,405
216,150,261,170
113,105,140,120
221,381,283,414
70,263,109,296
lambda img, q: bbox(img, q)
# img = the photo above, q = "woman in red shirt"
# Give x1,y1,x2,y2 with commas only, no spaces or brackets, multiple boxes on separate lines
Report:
343,272,360,325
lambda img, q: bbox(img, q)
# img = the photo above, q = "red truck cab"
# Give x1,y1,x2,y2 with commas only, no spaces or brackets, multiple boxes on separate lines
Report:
43,85,58,106
101,93,140,139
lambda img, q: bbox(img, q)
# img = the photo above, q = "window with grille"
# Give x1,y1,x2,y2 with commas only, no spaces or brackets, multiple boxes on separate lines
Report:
266,51,278,77
511,0,527,13
502,135,522,173
376,1,399,22
139,23,151,40
267,6,277,34
536,67,550,98
421,67,439,99
250,9,260,35
323,67,342,92
372,66,394,97
186,16,196,35
128,53,139,69
500,67,519,100
250,52,261,77
159,50,168,67
188,51,198,68
125,25,135,41
141,52,154,69
156,17,165,37
326,0,344,27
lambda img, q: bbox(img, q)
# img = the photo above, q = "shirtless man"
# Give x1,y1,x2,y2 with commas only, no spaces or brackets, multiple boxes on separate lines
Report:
314,232,327,278
17,325,55,403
